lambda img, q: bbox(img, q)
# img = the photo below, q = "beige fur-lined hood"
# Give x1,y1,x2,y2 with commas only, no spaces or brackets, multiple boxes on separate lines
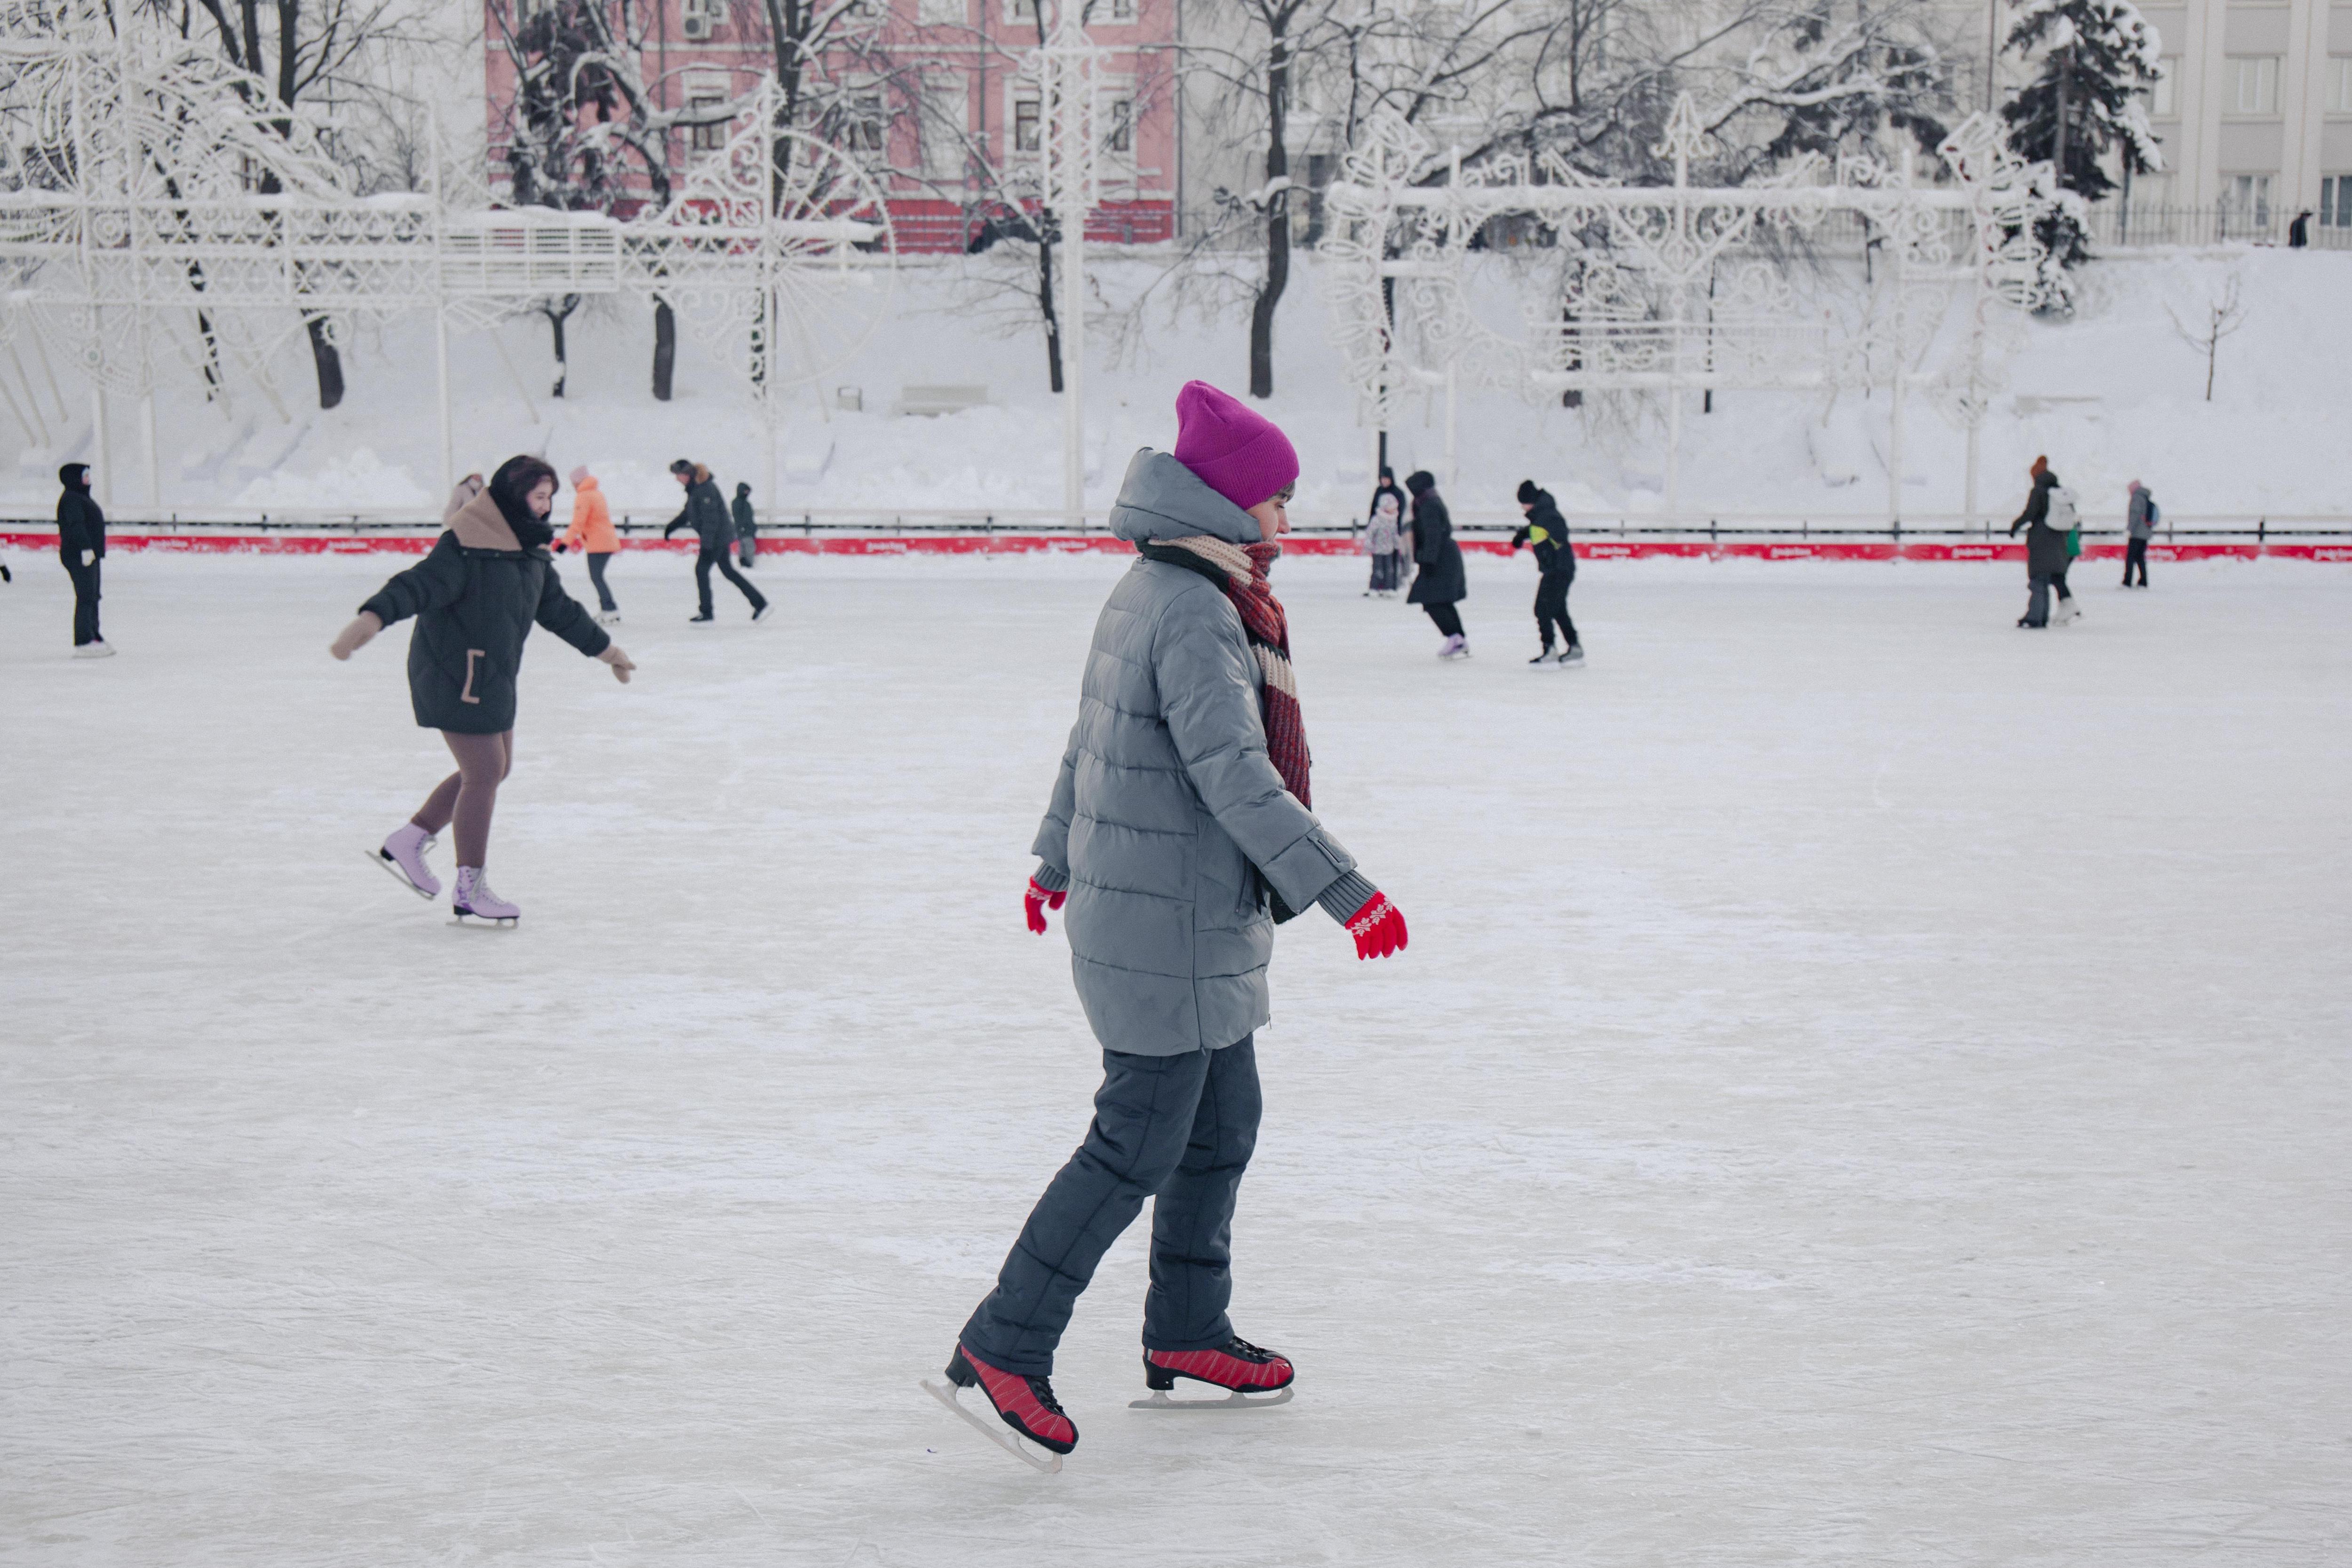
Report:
446,488,523,551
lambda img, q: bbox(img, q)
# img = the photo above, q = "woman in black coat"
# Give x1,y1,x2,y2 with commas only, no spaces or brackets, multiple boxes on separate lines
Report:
330,455,636,924
56,463,111,657
1404,470,1469,657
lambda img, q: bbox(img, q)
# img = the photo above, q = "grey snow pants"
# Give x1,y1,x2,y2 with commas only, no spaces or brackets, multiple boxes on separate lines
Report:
959,1037,1262,1377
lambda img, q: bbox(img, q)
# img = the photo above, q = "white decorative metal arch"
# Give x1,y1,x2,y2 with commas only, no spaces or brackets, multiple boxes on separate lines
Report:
0,3,895,512
1320,93,2054,520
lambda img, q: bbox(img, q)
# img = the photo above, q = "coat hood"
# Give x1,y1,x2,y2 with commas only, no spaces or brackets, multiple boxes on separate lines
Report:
447,488,524,552
693,464,712,485
1108,449,1263,545
59,463,91,491
572,474,600,493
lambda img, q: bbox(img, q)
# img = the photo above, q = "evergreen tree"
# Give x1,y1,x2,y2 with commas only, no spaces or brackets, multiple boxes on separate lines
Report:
2001,0,2165,269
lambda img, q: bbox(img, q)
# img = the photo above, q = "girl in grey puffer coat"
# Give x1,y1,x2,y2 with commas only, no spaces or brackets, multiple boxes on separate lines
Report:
940,384,1407,1462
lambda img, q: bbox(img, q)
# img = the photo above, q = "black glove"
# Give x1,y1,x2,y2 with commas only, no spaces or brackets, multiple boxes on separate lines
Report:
0,562,11,582
554,542,568,554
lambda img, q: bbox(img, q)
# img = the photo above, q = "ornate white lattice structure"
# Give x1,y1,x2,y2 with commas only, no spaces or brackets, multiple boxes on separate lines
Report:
1029,14,1100,519
0,5,893,509
1321,94,2054,519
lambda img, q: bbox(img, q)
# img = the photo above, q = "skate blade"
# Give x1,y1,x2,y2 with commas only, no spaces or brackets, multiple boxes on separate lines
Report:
366,848,437,901
448,912,519,929
1128,1386,1296,1412
921,1378,1064,1472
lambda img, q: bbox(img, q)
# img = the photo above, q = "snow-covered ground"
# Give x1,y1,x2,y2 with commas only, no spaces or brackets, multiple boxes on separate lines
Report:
8,247,2351,524
4,549,2348,1566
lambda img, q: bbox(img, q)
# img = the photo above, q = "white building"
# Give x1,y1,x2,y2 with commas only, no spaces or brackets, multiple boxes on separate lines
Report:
2010,0,2352,238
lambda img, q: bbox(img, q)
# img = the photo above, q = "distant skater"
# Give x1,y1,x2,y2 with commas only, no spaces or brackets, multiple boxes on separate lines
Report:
664,460,770,625
1405,470,1468,658
56,463,111,658
733,482,758,568
557,465,622,625
1364,467,1406,596
330,456,636,925
1511,480,1582,667
2010,456,2079,629
2123,480,2156,588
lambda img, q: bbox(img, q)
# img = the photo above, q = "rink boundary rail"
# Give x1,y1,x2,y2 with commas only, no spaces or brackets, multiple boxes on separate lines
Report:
5,515,2350,564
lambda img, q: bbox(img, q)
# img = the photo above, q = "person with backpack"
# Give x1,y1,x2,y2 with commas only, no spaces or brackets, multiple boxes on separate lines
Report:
2009,456,2080,629
2123,480,2156,588
1405,470,1469,657
1510,480,1582,667
1363,468,1406,596
663,460,771,625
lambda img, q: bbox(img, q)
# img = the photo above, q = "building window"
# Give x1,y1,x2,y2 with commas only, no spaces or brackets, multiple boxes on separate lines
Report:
689,95,728,151
2224,174,2272,227
916,0,961,22
844,90,885,153
2331,56,2352,114
1105,97,1132,153
2149,56,2177,117
1103,0,1136,19
2225,55,2279,116
2322,175,2352,228
922,75,966,180
1003,0,1035,20
1013,96,1041,152
680,0,724,40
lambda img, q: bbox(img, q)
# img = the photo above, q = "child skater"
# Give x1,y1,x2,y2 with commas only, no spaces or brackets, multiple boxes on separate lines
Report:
330,455,636,925
1511,480,1582,666
932,381,1409,1465
1364,467,1406,596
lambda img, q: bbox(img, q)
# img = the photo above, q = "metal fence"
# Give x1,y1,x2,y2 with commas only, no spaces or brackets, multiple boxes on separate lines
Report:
2080,204,2352,250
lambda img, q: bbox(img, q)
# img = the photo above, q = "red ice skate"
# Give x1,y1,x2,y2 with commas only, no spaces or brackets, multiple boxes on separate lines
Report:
1132,1336,1296,1410
923,1344,1077,1470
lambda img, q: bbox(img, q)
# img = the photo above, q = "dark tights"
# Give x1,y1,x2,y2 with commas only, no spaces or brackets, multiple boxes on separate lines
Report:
412,730,513,869
1423,602,1464,639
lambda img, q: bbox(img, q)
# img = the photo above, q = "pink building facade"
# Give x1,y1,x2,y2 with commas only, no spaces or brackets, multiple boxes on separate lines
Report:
485,0,1178,252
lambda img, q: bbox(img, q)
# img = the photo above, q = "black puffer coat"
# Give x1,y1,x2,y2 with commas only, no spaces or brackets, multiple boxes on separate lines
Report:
56,467,104,562
1405,479,1466,606
1510,490,1576,578
663,467,735,548
359,490,610,734
2009,471,2070,575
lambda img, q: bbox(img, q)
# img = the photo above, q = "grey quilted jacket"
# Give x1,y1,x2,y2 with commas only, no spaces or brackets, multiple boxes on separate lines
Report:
1033,450,1373,1056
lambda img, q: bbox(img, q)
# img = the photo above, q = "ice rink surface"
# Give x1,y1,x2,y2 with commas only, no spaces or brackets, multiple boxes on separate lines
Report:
3,548,2347,1567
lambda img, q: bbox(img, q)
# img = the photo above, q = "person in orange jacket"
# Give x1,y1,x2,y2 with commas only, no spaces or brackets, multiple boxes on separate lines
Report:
556,466,621,625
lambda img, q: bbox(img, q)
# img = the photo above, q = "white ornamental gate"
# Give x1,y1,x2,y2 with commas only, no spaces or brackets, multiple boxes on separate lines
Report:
1320,95,2056,520
0,4,895,511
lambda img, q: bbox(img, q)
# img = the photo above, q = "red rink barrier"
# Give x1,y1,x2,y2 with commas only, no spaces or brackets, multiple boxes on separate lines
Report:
0,531,2336,562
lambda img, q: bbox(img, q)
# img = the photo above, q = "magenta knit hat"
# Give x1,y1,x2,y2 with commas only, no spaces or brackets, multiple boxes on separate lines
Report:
1172,380,1298,513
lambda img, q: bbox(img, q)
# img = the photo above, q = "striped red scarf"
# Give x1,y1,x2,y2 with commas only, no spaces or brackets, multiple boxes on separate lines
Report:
1152,535,1311,808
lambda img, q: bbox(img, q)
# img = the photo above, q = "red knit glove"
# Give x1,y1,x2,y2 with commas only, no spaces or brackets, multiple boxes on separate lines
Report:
1345,893,1407,960
1024,877,1068,935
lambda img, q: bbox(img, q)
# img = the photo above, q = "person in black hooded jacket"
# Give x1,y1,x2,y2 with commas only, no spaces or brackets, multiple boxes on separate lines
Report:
56,463,111,657
1404,470,1468,657
1510,480,1582,666
330,455,636,924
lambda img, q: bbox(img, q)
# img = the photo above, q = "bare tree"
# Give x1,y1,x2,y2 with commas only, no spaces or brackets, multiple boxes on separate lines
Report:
2166,272,2245,401
174,0,436,407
